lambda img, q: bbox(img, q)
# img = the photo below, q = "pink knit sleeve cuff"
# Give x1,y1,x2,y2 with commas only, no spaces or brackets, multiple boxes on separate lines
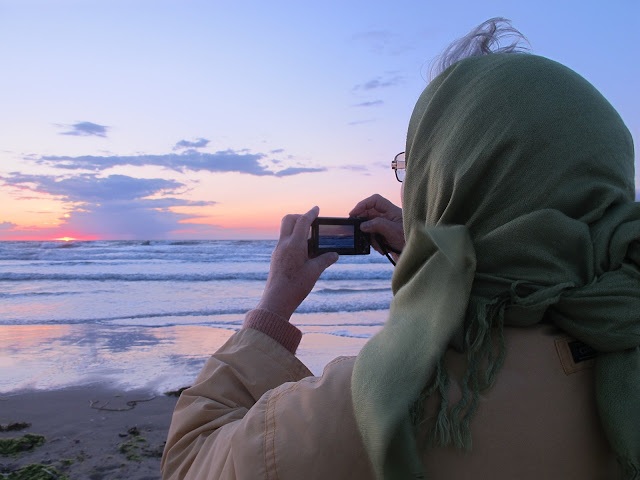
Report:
242,309,302,354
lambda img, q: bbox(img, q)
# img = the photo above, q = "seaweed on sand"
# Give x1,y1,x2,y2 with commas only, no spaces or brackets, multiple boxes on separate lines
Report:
1,463,70,480
0,433,46,455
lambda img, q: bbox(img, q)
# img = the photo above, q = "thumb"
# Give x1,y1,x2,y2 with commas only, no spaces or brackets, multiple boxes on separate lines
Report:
313,252,339,272
360,218,389,234
359,220,375,232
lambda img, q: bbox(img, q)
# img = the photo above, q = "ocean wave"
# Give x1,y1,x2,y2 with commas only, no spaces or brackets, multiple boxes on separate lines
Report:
0,240,394,265
0,272,268,282
0,270,392,282
315,287,391,295
54,242,82,249
325,330,373,339
0,303,390,327
0,290,105,298
0,240,277,262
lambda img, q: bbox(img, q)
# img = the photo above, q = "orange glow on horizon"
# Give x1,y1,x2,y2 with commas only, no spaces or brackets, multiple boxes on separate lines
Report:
48,232,100,242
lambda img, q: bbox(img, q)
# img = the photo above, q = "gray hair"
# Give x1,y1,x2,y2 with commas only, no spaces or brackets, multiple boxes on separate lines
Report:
429,18,531,80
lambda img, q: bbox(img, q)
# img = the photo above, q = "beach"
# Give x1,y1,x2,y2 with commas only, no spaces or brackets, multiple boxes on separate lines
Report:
1,386,178,479
0,323,382,479
1,316,384,479
0,240,390,477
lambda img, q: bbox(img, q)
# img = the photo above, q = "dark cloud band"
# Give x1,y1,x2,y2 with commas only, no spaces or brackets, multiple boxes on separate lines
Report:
37,150,325,177
59,121,109,137
173,138,210,150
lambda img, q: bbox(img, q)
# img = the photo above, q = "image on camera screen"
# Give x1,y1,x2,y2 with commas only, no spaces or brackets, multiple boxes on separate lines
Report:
318,224,355,249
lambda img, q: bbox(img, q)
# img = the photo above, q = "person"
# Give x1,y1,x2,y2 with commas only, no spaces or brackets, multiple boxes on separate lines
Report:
162,18,639,479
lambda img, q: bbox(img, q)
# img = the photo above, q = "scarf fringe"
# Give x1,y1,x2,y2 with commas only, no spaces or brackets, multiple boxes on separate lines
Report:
411,295,508,451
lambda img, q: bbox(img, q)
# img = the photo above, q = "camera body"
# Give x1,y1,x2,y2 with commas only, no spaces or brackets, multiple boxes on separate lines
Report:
308,217,370,256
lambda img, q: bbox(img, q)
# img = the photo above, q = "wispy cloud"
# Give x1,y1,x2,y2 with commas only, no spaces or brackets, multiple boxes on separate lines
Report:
348,119,376,126
173,138,210,150
351,30,413,56
1,173,216,239
272,167,324,177
0,221,17,231
36,149,326,176
353,100,384,108
352,30,395,43
59,121,109,137
339,165,368,172
353,73,404,91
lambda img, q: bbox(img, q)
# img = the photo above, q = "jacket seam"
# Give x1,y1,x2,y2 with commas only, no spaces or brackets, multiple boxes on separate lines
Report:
264,390,278,480
264,381,313,480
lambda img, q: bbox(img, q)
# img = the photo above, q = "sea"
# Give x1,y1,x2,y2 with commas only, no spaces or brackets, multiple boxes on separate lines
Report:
0,240,393,393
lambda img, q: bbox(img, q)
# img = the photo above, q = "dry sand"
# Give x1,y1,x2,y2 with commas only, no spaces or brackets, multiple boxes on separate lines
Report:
1,385,181,479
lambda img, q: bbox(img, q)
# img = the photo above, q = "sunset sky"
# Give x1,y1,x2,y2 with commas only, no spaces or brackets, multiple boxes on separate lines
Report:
1,1,638,241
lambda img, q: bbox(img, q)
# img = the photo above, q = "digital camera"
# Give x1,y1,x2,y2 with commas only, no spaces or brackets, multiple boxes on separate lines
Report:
308,217,370,256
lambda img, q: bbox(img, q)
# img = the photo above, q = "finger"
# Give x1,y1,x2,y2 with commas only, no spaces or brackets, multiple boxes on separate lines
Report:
349,194,382,217
292,206,319,241
360,216,393,234
312,252,339,272
279,214,299,238
350,194,400,220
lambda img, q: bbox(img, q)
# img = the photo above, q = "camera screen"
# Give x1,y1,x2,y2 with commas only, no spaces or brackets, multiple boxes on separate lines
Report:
318,224,355,249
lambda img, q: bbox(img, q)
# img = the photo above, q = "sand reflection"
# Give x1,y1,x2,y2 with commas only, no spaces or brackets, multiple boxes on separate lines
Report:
0,310,386,394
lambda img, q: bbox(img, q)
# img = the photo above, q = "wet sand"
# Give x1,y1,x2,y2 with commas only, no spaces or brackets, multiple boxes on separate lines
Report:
0,320,383,479
1,311,385,393
1,386,179,479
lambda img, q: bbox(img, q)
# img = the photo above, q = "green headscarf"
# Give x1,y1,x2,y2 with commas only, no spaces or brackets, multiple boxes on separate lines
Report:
351,53,640,479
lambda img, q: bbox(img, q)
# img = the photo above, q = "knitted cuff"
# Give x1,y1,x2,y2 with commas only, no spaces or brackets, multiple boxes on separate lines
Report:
242,309,302,354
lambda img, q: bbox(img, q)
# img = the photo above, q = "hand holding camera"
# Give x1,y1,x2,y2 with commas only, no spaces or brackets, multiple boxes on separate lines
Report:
256,206,339,321
349,194,404,262
257,196,404,320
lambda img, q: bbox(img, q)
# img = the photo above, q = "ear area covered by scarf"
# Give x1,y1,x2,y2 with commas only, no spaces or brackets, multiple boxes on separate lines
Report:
351,224,476,479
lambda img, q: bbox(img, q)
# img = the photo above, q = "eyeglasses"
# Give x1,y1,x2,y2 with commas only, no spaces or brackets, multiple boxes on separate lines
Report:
391,152,405,182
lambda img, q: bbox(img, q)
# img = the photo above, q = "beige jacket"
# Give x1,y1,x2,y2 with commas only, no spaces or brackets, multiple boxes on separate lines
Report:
162,324,618,479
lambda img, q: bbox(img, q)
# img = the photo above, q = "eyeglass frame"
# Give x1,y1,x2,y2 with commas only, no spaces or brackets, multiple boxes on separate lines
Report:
391,152,405,182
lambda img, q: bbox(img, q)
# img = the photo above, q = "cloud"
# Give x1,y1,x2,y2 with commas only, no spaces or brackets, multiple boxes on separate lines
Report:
1,173,217,239
270,148,285,154
4,140,328,239
3,173,182,202
59,121,109,137
348,119,375,126
0,221,17,230
353,74,404,91
173,138,210,150
353,100,384,108
351,30,412,56
36,149,327,177
64,202,196,239
339,165,368,172
273,167,326,177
